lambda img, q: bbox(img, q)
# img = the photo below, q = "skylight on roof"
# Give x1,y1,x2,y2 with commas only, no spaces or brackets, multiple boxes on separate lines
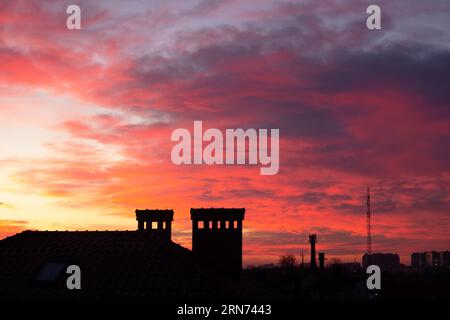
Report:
35,262,67,282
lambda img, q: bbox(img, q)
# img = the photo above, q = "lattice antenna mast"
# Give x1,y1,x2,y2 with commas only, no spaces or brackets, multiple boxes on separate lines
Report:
366,187,372,255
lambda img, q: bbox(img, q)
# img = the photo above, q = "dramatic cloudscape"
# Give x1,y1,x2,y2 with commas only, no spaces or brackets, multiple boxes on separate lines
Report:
0,0,449,265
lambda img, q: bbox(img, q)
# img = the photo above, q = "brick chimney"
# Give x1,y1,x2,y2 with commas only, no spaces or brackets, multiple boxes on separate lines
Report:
191,208,245,279
135,209,174,241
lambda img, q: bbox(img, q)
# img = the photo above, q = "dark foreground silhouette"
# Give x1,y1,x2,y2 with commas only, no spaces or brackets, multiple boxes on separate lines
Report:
0,208,449,301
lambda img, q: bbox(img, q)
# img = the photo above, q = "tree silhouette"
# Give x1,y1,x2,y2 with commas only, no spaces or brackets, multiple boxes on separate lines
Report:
278,254,297,268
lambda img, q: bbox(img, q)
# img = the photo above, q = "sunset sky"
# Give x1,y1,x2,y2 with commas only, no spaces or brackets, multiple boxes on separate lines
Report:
0,0,449,266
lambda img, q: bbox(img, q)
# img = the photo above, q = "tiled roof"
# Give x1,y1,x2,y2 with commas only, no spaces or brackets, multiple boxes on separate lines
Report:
0,230,240,301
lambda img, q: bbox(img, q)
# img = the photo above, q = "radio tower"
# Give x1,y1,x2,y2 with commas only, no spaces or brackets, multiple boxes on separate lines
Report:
366,187,372,256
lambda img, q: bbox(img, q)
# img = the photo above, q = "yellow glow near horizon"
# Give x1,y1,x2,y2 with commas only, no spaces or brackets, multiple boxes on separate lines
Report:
0,87,133,231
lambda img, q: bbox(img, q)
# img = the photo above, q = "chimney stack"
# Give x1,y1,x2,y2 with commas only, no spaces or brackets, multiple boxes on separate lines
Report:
191,208,245,279
135,209,174,241
319,252,325,271
309,234,317,269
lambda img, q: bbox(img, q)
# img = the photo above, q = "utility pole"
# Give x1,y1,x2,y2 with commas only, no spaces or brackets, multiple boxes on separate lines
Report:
367,187,372,257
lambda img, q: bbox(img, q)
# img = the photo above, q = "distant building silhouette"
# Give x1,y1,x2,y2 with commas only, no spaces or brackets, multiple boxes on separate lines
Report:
319,252,325,271
411,252,428,268
362,253,400,272
341,262,362,273
443,251,450,267
426,251,440,266
309,234,317,269
191,208,245,279
411,251,450,268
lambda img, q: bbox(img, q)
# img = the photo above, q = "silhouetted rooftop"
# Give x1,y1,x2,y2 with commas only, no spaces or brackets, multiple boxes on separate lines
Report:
0,230,240,301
